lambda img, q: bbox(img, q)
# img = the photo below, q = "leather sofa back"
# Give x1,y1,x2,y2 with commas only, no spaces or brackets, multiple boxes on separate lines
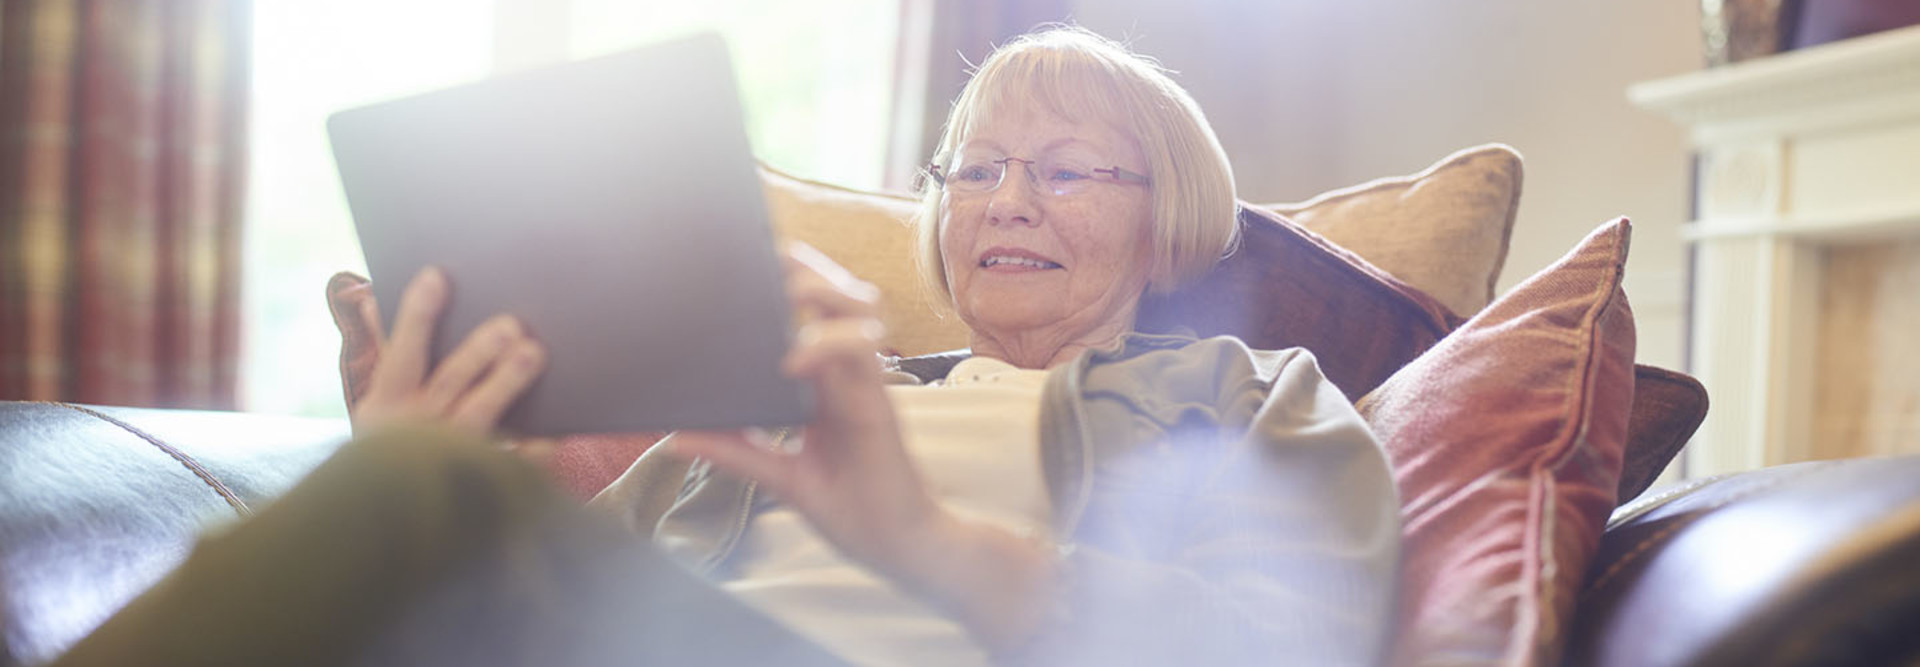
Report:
0,402,347,666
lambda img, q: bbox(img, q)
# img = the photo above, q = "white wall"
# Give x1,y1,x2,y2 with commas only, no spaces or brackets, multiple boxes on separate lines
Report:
1074,1,1701,370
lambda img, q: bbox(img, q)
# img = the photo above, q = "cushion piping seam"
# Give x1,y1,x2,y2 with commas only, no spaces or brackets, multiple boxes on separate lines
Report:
44,401,253,517
1485,154,1523,308
1263,145,1516,211
1523,224,1628,659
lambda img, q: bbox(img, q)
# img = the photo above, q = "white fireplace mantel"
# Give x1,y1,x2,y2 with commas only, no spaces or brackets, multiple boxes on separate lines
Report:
1629,25,1920,477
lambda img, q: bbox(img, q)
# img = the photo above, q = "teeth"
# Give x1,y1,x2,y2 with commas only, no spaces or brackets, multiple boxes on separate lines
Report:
981,255,1060,269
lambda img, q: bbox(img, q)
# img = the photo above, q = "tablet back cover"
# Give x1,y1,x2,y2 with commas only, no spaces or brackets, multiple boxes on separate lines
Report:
329,33,809,435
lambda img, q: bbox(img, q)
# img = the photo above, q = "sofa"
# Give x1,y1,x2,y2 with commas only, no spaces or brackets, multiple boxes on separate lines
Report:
4,401,1917,666
6,147,1918,666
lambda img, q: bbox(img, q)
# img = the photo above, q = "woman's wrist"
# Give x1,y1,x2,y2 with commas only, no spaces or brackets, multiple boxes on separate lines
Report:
888,512,1067,654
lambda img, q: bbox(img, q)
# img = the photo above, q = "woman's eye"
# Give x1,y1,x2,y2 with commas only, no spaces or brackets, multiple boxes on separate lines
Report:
1048,169,1090,182
956,165,995,182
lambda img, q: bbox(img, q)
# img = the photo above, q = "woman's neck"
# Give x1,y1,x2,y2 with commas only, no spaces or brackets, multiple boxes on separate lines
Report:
966,316,1134,370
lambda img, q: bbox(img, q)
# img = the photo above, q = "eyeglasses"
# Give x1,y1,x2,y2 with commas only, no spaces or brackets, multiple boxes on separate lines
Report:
922,156,1151,198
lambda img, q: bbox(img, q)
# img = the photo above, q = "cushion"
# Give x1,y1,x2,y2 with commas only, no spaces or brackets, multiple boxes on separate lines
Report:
1136,205,1458,401
1620,366,1708,502
1360,218,1637,667
1267,143,1522,319
757,165,966,357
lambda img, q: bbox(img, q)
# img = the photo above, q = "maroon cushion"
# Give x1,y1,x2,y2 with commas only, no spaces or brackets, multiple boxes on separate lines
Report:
1621,365,1707,501
1139,204,1459,401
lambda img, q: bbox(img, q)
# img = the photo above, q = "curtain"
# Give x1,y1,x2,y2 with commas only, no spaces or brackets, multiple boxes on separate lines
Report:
883,0,1072,191
0,0,250,409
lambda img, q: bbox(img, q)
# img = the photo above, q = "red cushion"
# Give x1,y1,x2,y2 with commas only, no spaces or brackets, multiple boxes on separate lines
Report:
1362,219,1637,666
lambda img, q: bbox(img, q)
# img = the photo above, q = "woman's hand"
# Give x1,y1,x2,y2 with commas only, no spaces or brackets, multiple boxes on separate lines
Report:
669,242,942,568
666,243,1063,653
349,267,549,438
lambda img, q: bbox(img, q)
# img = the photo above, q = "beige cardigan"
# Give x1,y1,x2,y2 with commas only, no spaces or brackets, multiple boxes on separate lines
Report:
591,334,1400,666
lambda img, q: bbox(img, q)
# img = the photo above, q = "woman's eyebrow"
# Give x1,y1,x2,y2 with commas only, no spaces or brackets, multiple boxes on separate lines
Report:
1041,137,1095,153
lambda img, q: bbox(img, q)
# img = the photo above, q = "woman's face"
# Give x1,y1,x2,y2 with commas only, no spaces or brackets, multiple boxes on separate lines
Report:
938,107,1155,343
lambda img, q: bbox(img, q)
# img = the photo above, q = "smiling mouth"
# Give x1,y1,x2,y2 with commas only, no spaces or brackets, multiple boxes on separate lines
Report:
979,255,1064,270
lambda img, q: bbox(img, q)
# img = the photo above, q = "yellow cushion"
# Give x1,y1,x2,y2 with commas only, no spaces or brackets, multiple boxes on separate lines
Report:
1265,144,1521,318
760,164,968,356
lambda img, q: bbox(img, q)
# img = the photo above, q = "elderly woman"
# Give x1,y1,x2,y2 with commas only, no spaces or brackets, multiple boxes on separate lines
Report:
54,26,1396,667
593,28,1398,666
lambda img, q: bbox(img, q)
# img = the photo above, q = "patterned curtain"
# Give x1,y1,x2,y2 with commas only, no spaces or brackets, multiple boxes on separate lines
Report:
0,0,250,409
883,0,1072,191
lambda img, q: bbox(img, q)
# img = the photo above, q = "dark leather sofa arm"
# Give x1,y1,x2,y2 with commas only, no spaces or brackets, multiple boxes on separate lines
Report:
1568,455,1920,667
0,401,348,666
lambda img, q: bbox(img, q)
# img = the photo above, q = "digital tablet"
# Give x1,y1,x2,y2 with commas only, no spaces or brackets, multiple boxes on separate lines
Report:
327,33,810,436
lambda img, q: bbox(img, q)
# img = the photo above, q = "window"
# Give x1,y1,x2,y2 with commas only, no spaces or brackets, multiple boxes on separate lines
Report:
570,0,898,188
243,1,899,417
243,1,493,417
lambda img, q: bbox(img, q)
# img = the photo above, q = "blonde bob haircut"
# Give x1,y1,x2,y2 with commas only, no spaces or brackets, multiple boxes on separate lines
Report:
912,25,1238,302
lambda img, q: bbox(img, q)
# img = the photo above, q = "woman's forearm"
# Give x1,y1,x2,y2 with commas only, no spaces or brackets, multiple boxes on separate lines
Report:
886,513,1065,656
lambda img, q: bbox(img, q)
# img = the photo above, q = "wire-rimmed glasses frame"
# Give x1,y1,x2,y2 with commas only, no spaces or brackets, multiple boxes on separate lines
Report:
920,156,1151,198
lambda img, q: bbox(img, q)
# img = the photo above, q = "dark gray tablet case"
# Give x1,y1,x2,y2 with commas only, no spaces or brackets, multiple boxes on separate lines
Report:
328,33,809,436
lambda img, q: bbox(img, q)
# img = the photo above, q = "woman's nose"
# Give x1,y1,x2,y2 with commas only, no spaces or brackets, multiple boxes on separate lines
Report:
985,170,1041,227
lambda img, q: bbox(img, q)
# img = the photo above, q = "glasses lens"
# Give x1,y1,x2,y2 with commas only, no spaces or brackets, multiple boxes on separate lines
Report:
1036,158,1096,197
945,158,1003,193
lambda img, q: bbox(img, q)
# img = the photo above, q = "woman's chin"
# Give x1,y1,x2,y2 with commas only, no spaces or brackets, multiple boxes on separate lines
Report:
958,300,1063,337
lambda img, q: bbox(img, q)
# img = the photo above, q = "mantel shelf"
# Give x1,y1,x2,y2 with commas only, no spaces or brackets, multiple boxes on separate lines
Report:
1629,24,1920,141
1683,207,1920,243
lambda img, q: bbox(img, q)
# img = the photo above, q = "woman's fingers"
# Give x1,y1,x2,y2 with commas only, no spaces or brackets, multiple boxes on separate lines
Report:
358,293,387,349
789,274,879,322
347,268,554,438
421,314,523,413
785,318,886,379
368,267,448,393
447,341,546,430
785,242,880,320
